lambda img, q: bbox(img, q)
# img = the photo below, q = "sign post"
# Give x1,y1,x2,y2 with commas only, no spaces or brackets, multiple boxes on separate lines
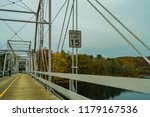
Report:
69,30,81,92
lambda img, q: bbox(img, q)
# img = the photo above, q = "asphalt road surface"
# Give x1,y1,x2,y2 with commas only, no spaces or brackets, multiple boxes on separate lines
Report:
0,74,59,100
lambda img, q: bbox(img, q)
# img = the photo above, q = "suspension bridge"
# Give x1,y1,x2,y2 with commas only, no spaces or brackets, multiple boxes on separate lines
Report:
0,0,150,100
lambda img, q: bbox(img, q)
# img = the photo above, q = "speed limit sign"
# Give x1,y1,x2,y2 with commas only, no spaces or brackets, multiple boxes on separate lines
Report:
69,30,81,48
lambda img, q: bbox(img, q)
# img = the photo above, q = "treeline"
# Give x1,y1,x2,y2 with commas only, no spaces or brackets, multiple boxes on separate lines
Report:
0,54,4,71
52,51,146,77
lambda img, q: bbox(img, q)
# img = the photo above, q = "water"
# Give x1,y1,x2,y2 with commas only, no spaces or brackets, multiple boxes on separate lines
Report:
110,76,150,100
112,91,150,100
77,82,150,100
143,76,150,79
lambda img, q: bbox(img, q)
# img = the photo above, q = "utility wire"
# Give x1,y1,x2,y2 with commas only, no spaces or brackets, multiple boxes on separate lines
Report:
87,0,150,65
57,0,70,52
95,0,150,52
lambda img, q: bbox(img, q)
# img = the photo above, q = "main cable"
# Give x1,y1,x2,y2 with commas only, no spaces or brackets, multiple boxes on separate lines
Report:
61,0,75,51
95,0,150,52
87,0,150,65
51,0,68,24
57,0,70,52
43,0,68,42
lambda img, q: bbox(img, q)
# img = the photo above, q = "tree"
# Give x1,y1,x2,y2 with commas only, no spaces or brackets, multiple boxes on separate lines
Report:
0,54,5,71
52,51,71,73
97,54,102,59
78,54,93,74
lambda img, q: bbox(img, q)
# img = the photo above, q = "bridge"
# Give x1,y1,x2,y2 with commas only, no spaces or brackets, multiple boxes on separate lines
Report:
0,0,150,100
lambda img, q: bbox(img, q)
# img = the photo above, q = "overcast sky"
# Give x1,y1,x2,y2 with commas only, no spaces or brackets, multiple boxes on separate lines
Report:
0,0,150,57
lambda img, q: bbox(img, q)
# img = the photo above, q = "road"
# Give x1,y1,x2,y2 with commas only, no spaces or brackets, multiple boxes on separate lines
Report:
0,74,59,100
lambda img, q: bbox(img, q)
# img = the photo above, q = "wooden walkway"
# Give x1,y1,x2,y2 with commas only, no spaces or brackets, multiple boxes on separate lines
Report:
0,74,59,100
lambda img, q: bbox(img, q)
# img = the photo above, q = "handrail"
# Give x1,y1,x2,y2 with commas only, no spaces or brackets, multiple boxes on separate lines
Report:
0,71,8,77
32,71,150,94
31,73,90,100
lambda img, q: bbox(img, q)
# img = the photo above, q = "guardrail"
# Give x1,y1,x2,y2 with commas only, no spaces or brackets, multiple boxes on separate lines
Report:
31,72,89,100
31,71,150,100
0,71,8,78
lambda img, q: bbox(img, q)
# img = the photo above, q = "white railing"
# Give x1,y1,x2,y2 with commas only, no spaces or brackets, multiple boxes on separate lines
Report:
31,71,150,100
0,71,8,77
31,72,90,100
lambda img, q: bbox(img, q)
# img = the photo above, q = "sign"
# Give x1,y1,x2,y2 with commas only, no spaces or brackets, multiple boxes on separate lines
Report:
69,30,81,48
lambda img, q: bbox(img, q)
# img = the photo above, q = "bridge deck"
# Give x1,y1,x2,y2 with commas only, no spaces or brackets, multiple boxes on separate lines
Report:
0,74,59,100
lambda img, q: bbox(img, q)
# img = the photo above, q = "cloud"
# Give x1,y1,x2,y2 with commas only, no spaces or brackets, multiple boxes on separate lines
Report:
0,0,149,57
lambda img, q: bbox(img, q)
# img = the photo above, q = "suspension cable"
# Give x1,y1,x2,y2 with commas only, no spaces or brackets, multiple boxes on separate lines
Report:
61,1,75,51
72,0,75,30
95,0,150,52
76,0,78,30
57,0,70,52
43,0,68,40
87,0,150,65
51,0,68,24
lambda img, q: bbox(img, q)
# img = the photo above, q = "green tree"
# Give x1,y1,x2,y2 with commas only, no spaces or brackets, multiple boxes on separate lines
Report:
78,54,93,74
0,54,5,71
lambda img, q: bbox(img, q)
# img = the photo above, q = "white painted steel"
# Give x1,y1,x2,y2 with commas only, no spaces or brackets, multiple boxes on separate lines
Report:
31,74,89,100
33,71,150,94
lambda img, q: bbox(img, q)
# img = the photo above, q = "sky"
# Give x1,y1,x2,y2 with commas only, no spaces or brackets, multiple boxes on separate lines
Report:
0,0,150,58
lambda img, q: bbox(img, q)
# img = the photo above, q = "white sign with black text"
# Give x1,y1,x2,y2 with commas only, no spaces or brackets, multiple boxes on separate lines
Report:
69,30,81,48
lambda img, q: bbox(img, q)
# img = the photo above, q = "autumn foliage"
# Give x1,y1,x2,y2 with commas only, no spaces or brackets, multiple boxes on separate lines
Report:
51,51,150,77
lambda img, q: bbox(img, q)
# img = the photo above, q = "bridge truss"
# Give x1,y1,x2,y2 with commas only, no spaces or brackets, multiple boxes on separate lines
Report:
0,0,150,100
0,0,51,76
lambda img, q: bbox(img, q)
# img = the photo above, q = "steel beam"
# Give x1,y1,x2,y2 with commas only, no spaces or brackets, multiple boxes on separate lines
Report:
8,40,31,43
33,71,150,94
0,18,49,24
7,41,16,55
48,0,52,81
0,50,31,52
0,9,36,14
34,0,43,51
